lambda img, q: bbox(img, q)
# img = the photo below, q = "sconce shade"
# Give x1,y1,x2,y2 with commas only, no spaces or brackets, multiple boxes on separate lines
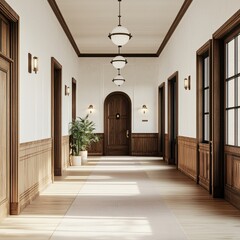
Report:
88,105,93,113
111,55,127,69
33,56,38,74
112,74,125,86
108,26,132,46
142,105,147,114
65,85,70,96
184,76,191,90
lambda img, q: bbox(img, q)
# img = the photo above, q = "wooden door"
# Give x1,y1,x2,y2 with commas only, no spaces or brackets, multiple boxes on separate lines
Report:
51,58,62,177
197,41,212,193
223,28,240,206
72,78,76,120
168,72,178,166
158,83,165,158
104,92,131,155
0,57,10,218
0,14,11,218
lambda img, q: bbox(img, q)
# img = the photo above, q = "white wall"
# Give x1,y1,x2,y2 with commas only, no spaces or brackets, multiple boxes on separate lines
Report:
6,0,80,143
77,58,159,133
157,0,240,138
6,0,240,141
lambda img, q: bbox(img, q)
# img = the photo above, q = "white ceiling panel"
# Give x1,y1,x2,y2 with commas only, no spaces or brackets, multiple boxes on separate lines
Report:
56,0,185,54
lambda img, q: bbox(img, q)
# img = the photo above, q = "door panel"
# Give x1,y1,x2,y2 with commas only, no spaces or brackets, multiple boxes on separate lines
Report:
105,93,131,155
0,57,10,216
158,83,165,158
196,41,212,194
168,73,178,166
198,143,211,191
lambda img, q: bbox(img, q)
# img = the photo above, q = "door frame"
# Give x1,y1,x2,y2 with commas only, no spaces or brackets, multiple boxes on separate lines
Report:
158,82,165,159
212,10,240,198
196,40,212,193
51,57,62,177
168,71,179,166
72,77,76,120
104,91,132,156
0,1,19,215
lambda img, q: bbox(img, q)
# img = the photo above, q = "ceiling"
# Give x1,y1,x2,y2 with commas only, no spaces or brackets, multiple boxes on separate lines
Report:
51,0,190,56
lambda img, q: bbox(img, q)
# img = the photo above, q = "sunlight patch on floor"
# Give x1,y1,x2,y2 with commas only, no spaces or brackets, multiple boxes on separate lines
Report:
51,216,152,239
78,182,140,196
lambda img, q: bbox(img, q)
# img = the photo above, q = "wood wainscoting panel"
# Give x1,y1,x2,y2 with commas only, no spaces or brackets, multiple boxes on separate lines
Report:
198,143,211,191
178,136,197,181
19,139,52,211
225,146,240,208
131,133,158,156
165,134,169,163
88,133,104,156
62,136,70,169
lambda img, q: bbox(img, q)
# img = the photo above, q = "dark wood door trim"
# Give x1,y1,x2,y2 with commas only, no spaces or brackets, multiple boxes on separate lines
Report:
0,1,19,215
196,40,212,193
168,71,179,166
158,82,165,159
72,77,77,121
51,57,62,177
212,10,240,198
104,91,132,156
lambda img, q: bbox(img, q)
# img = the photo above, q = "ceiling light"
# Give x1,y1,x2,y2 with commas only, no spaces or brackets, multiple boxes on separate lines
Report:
108,0,132,46
111,46,127,69
112,69,125,86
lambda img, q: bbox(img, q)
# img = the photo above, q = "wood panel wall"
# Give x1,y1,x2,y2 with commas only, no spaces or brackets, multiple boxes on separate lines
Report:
62,136,70,169
88,133,104,156
178,136,197,181
19,139,52,211
131,133,158,156
164,134,169,163
198,143,211,191
225,146,240,209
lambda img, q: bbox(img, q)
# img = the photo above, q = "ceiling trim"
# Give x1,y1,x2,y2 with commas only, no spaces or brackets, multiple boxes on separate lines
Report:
79,53,158,58
48,0,81,56
48,0,192,58
156,0,192,56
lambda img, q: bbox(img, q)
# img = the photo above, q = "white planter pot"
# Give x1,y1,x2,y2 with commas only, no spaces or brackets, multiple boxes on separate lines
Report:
72,156,82,166
80,150,88,164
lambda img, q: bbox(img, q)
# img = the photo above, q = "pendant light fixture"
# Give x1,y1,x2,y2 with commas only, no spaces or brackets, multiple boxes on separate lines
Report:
108,0,132,46
111,46,128,69
112,69,125,86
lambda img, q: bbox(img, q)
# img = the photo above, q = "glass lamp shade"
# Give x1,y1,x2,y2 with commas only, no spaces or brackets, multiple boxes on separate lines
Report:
112,74,125,86
108,26,132,46
111,55,127,69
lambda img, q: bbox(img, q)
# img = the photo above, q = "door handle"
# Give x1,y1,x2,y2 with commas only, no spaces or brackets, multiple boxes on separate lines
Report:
126,130,129,138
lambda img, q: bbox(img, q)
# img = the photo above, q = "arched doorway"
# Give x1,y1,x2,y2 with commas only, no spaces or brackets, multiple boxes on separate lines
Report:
104,92,131,155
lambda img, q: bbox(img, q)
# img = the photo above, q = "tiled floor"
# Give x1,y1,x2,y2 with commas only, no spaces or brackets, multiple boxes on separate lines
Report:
0,157,240,240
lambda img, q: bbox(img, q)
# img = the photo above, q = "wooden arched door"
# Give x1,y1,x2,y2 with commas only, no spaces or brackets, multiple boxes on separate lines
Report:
104,92,131,155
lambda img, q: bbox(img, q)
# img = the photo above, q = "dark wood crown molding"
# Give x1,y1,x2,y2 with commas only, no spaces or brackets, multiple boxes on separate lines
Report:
48,0,81,56
213,9,240,39
79,53,158,58
156,0,192,56
0,0,19,21
48,0,192,58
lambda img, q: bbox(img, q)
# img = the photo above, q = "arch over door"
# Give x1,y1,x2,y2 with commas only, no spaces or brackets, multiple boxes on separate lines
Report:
104,92,131,155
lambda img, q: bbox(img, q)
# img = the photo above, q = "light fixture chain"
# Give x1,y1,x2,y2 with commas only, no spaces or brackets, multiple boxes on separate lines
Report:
118,0,121,26
118,46,121,54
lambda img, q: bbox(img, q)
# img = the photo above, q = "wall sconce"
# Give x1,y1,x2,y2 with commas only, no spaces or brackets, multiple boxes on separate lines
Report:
142,105,148,114
184,75,191,90
65,85,70,96
88,105,93,114
28,53,39,74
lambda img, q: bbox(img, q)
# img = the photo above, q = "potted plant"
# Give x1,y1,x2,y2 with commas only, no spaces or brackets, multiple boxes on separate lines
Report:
69,115,99,165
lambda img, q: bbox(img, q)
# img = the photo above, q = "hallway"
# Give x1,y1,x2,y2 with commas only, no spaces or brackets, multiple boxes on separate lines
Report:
0,157,240,240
